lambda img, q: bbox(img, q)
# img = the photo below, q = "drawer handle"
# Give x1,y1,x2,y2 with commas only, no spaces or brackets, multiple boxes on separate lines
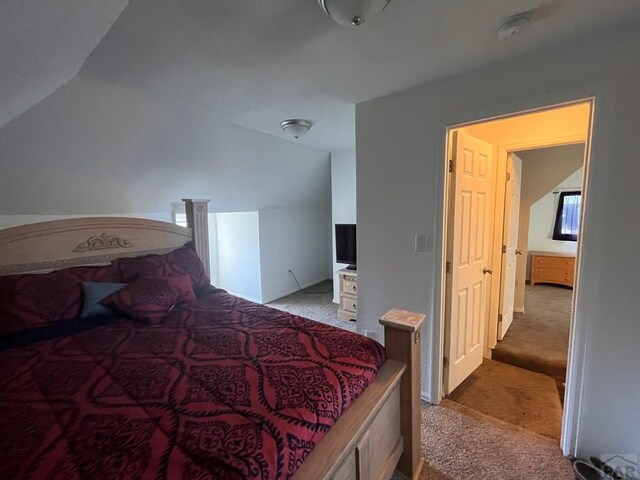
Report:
352,285,357,291
353,303,357,310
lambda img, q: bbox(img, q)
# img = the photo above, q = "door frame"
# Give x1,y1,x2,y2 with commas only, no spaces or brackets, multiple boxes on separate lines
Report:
433,97,595,455
487,134,587,348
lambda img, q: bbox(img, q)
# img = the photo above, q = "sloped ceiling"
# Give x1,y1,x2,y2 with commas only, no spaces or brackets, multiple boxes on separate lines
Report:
0,0,128,128
2,0,640,150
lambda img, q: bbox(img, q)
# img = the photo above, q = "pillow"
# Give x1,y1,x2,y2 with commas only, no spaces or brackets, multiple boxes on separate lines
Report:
64,263,123,283
100,275,196,323
116,242,209,290
80,282,127,318
0,271,81,335
0,262,124,335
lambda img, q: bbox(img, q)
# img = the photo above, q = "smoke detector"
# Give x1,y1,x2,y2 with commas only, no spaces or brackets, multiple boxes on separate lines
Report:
497,12,532,40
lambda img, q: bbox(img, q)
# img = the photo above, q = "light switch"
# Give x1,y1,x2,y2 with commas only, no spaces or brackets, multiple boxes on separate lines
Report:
415,234,427,253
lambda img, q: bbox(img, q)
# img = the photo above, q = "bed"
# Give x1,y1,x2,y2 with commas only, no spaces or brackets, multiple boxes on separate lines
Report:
0,199,425,480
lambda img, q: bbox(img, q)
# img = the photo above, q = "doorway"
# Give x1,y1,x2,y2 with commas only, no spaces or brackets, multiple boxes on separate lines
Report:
441,101,592,443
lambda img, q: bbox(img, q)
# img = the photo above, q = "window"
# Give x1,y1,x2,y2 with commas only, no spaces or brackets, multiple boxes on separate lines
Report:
553,191,581,241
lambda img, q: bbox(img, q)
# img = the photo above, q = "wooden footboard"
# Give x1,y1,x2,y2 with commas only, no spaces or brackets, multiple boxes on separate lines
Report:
293,309,426,480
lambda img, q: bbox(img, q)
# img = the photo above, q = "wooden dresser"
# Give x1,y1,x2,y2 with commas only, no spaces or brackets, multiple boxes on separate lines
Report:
530,252,576,288
337,268,357,320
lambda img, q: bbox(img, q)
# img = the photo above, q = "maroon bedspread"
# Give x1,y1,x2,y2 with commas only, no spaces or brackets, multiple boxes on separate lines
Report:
0,291,385,480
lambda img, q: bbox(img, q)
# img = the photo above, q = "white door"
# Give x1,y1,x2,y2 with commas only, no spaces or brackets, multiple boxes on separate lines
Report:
444,131,493,394
498,154,522,340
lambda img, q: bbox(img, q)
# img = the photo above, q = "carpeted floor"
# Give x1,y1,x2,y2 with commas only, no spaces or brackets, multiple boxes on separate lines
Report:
417,400,574,480
266,280,356,332
447,359,564,440
493,284,572,382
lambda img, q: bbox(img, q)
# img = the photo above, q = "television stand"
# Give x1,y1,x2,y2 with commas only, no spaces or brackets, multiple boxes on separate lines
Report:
337,268,358,321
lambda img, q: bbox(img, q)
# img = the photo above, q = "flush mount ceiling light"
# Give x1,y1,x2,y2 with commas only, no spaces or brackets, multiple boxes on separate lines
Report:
318,0,392,27
280,119,313,139
497,12,532,40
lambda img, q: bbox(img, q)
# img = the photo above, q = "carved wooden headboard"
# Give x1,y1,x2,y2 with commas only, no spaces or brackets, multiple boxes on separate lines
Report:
0,199,210,276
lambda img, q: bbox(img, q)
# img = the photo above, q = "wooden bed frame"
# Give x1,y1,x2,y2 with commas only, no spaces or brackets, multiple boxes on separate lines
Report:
0,199,425,480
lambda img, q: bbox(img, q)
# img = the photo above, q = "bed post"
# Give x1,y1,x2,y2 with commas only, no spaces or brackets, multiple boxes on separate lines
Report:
380,308,426,480
182,199,211,277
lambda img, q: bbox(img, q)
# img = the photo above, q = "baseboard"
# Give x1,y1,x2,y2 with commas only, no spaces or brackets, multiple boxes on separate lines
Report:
514,307,525,314
225,291,263,304
263,277,332,304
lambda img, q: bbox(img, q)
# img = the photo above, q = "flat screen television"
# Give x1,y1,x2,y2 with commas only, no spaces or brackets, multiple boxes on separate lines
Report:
335,224,357,270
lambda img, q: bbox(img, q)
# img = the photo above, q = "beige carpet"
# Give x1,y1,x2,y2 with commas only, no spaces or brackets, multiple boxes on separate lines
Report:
447,359,564,440
493,284,572,382
266,280,355,332
416,400,574,480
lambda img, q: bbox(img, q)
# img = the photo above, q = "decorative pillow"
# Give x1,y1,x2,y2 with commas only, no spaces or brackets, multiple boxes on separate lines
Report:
116,242,209,290
80,282,128,318
0,263,124,335
100,275,196,323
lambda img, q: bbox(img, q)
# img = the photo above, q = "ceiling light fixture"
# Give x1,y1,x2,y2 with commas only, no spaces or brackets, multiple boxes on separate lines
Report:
318,0,392,27
280,119,313,139
497,12,532,40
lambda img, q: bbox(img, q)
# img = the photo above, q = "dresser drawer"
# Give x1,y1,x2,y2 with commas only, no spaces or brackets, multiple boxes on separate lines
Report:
340,297,357,314
342,278,357,295
337,269,358,321
532,267,574,287
533,255,575,271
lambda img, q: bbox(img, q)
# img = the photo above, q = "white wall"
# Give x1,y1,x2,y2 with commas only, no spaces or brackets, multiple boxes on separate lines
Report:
528,168,584,256
331,149,357,303
356,23,640,457
258,208,332,303
214,208,332,304
0,75,331,215
216,212,262,303
0,213,171,230
207,213,220,287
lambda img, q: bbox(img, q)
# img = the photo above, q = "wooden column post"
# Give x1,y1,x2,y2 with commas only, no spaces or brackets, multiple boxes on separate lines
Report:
380,308,426,480
182,199,211,277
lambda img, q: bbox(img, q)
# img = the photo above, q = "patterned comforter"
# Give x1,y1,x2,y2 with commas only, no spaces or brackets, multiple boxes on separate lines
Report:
0,290,385,480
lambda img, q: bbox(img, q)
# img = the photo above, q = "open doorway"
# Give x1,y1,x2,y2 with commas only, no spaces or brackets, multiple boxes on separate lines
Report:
441,101,592,443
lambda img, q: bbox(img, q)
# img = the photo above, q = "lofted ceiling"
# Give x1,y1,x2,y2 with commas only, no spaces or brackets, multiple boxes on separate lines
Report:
2,0,640,151
0,0,128,128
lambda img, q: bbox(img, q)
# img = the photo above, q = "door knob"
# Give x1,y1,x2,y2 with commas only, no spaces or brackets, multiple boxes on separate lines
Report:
515,249,523,255
483,268,493,275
